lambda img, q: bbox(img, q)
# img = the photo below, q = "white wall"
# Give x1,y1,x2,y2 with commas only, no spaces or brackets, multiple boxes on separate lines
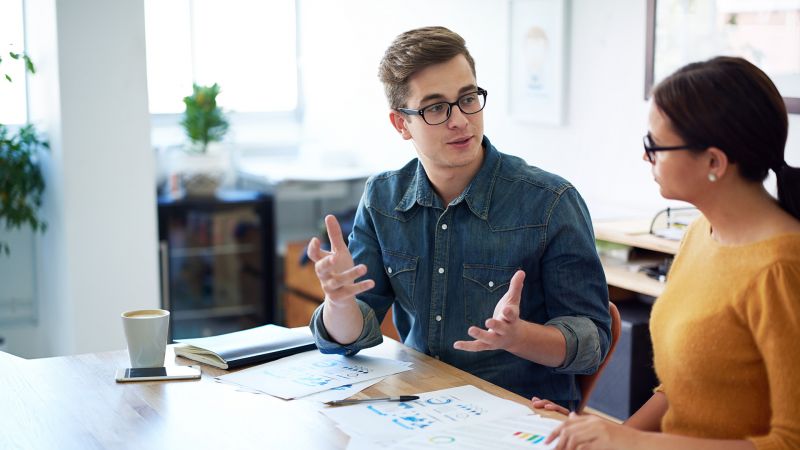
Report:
1,0,159,357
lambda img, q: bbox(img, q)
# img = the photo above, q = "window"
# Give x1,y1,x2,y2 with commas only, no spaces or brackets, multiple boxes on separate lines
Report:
0,0,28,125
144,0,298,115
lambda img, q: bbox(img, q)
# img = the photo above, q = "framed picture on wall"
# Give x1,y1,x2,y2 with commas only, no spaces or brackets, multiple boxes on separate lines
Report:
645,0,800,114
508,0,569,125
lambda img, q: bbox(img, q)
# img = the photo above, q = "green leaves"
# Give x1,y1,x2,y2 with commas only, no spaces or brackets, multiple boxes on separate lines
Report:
23,55,35,74
0,123,49,255
180,83,229,153
0,49,45,255
2,50,36,83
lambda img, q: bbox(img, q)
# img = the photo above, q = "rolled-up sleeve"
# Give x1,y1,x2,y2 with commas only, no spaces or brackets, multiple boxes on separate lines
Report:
547,315,602,373
309,299,384,356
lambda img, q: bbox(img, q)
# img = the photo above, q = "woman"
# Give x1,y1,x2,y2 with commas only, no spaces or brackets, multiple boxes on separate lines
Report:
536,56,800,449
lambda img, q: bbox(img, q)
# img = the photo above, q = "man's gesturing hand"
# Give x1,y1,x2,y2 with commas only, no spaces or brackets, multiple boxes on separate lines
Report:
306,215,374,305
453,270,526,352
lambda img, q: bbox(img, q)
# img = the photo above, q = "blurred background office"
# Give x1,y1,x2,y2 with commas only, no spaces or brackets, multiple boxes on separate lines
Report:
0,0,797,360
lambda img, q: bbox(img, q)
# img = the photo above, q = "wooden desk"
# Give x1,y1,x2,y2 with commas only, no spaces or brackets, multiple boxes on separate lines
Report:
0,338,560,449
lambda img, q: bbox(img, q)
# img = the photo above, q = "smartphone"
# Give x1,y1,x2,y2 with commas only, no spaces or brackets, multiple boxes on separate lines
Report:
115,365,201,382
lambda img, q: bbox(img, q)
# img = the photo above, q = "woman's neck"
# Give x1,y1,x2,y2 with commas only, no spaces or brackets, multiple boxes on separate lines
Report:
697,181,799,245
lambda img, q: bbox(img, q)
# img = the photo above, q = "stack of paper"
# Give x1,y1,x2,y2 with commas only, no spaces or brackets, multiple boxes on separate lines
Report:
320,385,561,449
216,350,412,399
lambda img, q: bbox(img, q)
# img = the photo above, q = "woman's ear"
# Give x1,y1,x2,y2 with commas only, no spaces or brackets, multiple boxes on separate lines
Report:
389,111,412,140
706,147,729,181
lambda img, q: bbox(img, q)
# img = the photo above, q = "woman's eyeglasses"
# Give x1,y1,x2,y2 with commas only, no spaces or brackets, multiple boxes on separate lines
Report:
643,133,706,163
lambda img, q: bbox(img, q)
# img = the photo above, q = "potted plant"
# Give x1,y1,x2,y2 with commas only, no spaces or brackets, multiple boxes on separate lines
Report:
181,83,229,154
0,50,48,255
176,83,230,196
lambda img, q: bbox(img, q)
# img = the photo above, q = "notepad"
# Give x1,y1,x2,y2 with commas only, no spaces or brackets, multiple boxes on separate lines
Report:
173,324,317,369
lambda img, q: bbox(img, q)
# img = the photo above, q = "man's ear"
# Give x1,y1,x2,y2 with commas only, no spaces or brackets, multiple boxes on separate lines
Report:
389,110,412,140
706,146,729,180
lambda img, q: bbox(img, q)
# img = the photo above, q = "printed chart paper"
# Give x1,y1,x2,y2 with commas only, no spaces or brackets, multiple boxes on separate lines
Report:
217,351,412,399
380,413,561,449
322,385,531,443
297,377,387,403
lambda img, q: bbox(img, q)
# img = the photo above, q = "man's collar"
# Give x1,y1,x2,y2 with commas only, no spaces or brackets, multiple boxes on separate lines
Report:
395,136,501,218
396,162,435,211
462,136,500,220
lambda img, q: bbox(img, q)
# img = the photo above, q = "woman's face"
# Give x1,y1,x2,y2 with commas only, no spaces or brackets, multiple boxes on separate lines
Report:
645,103,709,202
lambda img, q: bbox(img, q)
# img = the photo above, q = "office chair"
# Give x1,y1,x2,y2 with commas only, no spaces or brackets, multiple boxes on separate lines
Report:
577,301,622,413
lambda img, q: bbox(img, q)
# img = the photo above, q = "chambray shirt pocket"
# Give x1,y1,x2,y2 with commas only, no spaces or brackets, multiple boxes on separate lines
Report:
463,264,518,327
382,249,418,314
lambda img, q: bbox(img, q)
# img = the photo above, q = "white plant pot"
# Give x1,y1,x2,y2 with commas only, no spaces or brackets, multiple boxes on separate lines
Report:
166,143,232,197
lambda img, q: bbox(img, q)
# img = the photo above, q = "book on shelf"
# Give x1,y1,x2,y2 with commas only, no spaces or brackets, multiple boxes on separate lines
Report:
174,324,317,369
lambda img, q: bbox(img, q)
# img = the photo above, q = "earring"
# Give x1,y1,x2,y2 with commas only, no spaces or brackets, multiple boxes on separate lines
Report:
708,173,717,182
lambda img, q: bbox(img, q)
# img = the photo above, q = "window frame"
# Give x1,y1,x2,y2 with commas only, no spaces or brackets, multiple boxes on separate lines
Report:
146,0,304,150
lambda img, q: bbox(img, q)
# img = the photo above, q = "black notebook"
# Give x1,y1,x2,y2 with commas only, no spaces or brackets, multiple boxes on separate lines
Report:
174,325,317,369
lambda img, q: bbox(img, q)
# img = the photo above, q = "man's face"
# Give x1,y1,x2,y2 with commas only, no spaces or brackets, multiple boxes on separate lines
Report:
390,54,485,177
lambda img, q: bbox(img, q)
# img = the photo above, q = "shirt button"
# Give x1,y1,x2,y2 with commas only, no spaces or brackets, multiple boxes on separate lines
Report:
488,281,494,288
387,267,393,274
435,315,442,322
441,224,448,230
438,268,444,274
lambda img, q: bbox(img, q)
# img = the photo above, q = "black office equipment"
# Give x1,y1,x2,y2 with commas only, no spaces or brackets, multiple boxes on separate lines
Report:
586,301,659,419
158,191,275,340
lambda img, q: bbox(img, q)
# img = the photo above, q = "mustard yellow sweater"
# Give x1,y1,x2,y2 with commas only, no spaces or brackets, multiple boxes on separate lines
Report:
650,216,800,450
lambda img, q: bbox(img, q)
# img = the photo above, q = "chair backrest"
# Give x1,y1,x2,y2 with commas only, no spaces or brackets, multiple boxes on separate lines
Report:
577,301,622,413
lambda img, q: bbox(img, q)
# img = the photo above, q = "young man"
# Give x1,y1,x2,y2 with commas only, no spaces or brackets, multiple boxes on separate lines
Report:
307,26,610,407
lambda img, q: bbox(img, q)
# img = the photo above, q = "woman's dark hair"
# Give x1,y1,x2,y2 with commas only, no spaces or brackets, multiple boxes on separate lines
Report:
653,56,800,220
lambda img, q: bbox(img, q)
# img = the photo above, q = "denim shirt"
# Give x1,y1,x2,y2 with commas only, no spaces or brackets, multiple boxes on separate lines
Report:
311,136,611,406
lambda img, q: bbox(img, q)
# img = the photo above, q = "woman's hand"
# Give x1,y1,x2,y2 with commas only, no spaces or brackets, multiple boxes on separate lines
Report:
531,396,570,416
547,413,637,450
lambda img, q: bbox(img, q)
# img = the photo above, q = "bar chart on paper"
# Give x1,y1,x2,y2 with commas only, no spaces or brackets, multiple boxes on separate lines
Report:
384,414,561,449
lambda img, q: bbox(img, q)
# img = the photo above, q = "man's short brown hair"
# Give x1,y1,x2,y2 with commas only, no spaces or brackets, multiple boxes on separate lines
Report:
378,26,476,110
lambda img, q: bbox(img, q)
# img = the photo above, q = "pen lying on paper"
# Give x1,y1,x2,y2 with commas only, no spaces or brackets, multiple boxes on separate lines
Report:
325,395,420,407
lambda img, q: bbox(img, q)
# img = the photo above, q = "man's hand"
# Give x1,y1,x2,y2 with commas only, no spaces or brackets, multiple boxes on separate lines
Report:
453,270,526,352
307,215,374,306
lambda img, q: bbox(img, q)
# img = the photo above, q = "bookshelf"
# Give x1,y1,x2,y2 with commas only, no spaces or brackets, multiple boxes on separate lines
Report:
594,220,679,298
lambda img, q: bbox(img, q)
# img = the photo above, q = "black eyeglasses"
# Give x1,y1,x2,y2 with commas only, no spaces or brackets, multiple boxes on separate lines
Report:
397,88,487,125
642,133,705,164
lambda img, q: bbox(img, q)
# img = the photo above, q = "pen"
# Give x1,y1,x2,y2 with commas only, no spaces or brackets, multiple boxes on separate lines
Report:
325,395,420,407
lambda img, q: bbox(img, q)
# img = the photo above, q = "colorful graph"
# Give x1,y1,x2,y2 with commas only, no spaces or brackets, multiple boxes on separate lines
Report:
428,435,456,444
512,431,546,444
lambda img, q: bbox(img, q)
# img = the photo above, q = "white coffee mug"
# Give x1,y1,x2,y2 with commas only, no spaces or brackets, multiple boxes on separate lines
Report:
121,309,170,368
